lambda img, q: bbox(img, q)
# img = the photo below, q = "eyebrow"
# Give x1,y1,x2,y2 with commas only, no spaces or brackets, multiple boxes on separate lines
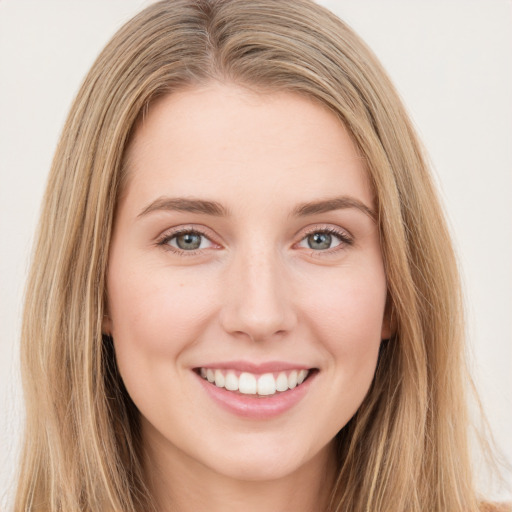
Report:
137,195,376,220
292,196,376,220
137,197,229,218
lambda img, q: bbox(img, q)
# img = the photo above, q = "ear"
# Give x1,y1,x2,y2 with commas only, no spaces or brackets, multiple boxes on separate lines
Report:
381,294,395,340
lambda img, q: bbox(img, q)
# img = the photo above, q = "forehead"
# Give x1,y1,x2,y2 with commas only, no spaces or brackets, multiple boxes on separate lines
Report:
122,82,373,214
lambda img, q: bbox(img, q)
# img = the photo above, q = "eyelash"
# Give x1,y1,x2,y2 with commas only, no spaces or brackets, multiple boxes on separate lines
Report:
156,225,353,256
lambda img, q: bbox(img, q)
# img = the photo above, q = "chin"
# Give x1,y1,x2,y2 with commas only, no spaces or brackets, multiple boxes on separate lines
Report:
197,434,333,483
209,454,308,482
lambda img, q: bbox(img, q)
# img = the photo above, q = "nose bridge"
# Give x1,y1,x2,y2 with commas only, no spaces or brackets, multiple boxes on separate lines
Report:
221,242,296,341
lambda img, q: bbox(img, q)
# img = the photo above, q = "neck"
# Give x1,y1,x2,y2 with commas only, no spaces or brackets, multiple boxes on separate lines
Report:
142,422,337,512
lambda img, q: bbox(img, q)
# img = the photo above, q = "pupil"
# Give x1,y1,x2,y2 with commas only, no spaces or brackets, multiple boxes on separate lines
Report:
308,232,331,250
177,233,201,250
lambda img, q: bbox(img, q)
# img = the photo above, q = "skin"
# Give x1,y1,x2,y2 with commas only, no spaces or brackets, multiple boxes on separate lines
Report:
105,82,390,512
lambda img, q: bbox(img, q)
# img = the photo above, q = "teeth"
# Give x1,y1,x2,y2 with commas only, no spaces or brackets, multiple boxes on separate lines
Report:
214,369,225,388
297,369,308,384
225,371,238,391
288,370,298,389
239,372,257,394
199,368,311,395
257,373,276,396
276,372,288,392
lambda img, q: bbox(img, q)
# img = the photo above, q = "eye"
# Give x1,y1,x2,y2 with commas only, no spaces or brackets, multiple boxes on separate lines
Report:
159,229,216,252
297,228,351,251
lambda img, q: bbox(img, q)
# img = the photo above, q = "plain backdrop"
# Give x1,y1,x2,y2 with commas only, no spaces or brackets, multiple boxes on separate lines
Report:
1,0,511,507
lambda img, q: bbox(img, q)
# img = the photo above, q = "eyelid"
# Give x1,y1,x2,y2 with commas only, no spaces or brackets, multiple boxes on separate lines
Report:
299,223,353,239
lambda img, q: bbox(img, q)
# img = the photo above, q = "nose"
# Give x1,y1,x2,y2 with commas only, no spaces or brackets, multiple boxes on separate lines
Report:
219,247,298,343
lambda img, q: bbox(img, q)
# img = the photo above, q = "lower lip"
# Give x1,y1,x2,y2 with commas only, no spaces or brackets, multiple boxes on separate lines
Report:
195,371,316,419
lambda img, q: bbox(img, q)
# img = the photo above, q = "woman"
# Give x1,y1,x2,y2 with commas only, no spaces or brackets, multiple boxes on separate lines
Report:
13,0,508,511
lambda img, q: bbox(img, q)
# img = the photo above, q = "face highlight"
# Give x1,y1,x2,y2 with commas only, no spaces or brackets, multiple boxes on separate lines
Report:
105,82,389,486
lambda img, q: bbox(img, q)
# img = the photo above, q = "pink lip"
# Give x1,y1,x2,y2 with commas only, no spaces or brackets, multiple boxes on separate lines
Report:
194,368,317,419
197,360,312,374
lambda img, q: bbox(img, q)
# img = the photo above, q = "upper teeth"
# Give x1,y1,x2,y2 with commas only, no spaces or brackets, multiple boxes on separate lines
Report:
199,368,310,396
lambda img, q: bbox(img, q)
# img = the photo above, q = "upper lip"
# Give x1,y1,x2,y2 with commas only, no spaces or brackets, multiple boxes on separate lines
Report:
195,360,314,373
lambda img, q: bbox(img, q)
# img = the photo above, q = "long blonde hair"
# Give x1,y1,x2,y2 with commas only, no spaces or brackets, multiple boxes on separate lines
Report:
15,1,496,510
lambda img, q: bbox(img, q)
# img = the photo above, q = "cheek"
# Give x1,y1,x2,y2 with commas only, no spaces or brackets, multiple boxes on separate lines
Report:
106,261,220,422
307,264,386,339
107,260,216,362
302,268,386,430
301,263,386,385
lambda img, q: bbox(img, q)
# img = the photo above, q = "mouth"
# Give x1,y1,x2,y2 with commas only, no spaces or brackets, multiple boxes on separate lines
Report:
194,367,318,397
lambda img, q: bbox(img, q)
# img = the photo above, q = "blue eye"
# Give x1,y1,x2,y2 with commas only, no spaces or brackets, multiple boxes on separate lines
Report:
307,232,334,250
297,229,349,251
165,230,214,251
174,232,202,250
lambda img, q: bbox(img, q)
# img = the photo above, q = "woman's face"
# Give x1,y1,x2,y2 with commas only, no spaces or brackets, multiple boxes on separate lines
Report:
106,83,389,482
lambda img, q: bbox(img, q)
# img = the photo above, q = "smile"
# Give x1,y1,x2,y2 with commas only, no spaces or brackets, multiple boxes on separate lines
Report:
194,364,318,419
198,368,310,396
